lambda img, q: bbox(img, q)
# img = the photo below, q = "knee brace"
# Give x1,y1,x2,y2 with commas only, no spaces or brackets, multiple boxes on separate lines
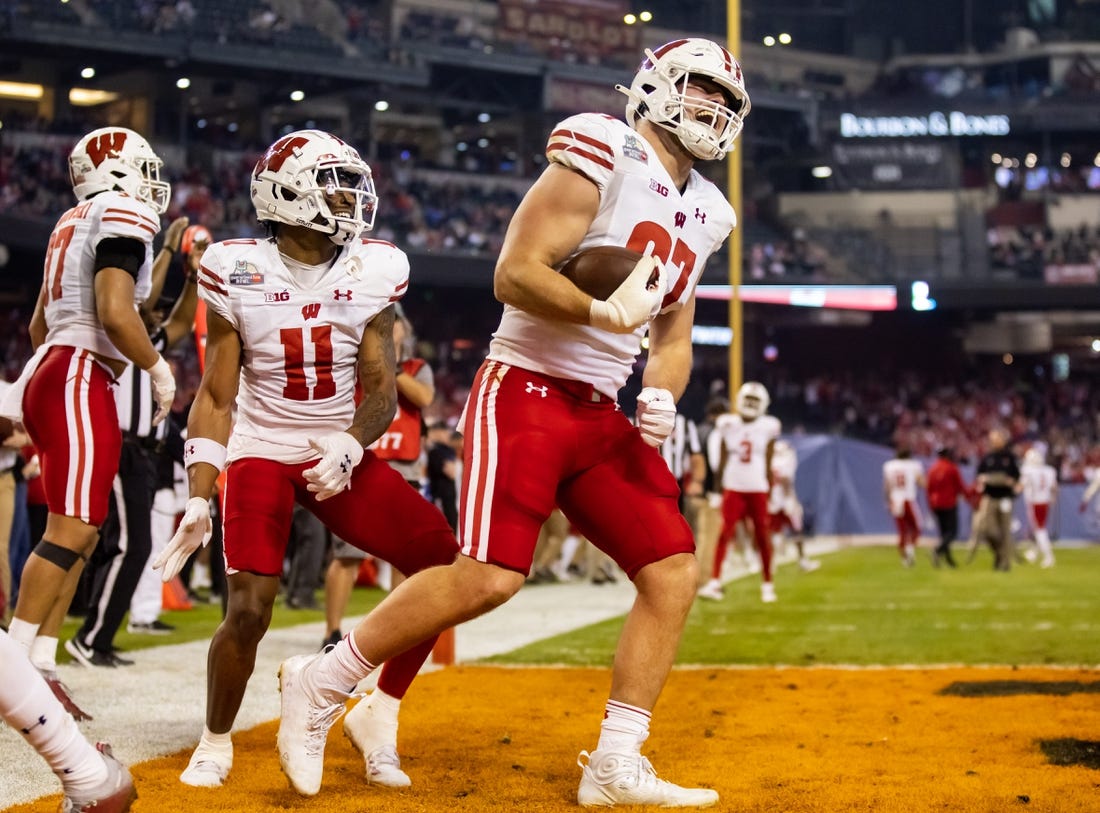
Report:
32,540,84,571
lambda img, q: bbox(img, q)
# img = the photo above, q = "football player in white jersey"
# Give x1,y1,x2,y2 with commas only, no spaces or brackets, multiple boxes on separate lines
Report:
275,39,750,808
1019,447,1057,568
699,382,782,603
149,130,459,794
0,127,175,724
768,439,820,573
883,447,926,567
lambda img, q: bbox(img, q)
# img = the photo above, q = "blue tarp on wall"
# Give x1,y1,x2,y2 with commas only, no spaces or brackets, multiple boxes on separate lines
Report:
788,435,1098,542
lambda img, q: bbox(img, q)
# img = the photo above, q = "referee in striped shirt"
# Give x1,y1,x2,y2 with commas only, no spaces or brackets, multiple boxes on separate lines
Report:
659,414,706,515
67,217,199,667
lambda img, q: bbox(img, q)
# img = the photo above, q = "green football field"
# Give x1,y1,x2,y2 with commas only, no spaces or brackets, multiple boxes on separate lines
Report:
488,545,1100,667
58,545,1099,668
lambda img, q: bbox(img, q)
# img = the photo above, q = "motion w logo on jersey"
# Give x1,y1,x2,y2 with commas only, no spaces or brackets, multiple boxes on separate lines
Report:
301,302,322,320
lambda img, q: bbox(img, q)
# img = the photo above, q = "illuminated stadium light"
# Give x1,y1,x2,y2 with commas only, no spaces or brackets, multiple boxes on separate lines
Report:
811,166,833,178
696,284,897,311
80,67,95,79
1003,353,1014,365
1025,153,1037,168
1094,152,1100,168
0,80,44,100
910,280,936,311
1092,339,1100,353
374,99,389,111
778,33,792,45
69,88,119,106
640,11,653,22
624,13,637,24
1061,153,1071,167
289,89,305,101
763,35,776,46
176,77,191,90
991,153,1001,163
477,112,491,123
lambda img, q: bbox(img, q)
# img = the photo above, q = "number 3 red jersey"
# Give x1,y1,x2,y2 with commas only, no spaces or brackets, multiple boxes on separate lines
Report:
489,113,736,398
197,236,408,464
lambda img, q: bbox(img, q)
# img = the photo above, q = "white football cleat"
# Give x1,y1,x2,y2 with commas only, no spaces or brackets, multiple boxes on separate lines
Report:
798,558,821,572
63,743,136,813
343,699,412,788
577,749,718,808
277,654,346,796
180,748,231,787
760,582,777,603
696,579,724,602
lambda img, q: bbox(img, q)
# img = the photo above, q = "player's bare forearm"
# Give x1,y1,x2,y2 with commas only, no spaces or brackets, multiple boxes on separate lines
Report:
95,267,160,369
494,164,599,323
29,286,47,349
350,306,398,446
643,302,694,399
396,369,434,408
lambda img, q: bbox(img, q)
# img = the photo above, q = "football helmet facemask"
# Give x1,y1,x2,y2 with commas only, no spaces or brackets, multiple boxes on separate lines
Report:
69,127,171,214
736,381,770,420
250,129,377,245
618,38,750,161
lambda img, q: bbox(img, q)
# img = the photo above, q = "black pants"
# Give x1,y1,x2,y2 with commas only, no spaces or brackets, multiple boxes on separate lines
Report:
77,440,157,652
933,507,958,552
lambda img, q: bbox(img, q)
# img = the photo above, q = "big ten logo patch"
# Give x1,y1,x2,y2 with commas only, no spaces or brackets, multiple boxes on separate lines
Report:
265,289,290,303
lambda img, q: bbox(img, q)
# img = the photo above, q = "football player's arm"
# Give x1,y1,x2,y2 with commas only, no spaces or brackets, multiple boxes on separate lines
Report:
29,284,47,349
493,164,601,323
642,296,694,401
160,271,199,349
142,216,188,319
185,308,241,500
95,263,161,371
396,363,434,409
350,305,399,447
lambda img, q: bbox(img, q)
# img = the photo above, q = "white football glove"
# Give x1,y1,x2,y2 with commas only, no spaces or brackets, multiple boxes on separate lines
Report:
146,355,176,427
152,497,212,582
636,387,677,447
589,254,666,334
303,431,364,501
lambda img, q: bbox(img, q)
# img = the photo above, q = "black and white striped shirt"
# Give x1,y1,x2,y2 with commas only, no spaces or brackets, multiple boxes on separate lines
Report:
659,415,702,480
114,327,168,441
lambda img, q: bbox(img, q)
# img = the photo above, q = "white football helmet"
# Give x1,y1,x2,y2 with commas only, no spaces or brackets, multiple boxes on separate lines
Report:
1023,448,1044,466
69,127,170,214
736,381,770,420
618,38,751,161
250,129,377,245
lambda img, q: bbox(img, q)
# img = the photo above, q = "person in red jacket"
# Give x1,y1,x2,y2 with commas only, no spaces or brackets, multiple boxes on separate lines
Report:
926,447,971,568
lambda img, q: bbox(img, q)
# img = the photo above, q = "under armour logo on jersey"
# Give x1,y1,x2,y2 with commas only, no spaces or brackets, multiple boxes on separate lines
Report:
21,715,47,735
333,289,353,301
339,453,352,474
674,211,687,229
525,382,548,397
695,208,707,224
302,302,322,320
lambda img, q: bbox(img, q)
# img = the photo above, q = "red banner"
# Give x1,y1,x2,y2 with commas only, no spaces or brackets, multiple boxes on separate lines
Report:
497,0,640,65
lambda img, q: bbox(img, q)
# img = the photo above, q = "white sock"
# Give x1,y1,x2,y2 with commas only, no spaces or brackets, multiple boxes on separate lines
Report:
30,636,59,671
8,618,39,652
352,689,401,751
596,699,651,753
0,631,106,790
193,727,233,762
312,635,376,702
555,535,582,577
1035,530,1053,560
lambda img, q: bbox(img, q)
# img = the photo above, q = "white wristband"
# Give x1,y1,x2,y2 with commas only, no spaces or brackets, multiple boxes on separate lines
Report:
184,437,228,472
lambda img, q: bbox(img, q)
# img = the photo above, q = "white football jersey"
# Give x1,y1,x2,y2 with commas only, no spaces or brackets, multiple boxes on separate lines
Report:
710,413,781,493
1020,462,1057,505
883,458,923,516
489,113,735,398
198,236,408,464
41,191,158,361
768,444,799,515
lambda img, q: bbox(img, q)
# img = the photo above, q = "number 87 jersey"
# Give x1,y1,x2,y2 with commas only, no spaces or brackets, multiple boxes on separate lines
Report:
196,236,408,465
490,112,736,399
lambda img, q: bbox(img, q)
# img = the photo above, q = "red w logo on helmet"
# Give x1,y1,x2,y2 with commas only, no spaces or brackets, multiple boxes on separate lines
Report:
85,131,128,168
256,134,310,174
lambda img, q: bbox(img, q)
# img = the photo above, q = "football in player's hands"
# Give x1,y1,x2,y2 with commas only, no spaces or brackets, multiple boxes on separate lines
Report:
560,246,648,301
